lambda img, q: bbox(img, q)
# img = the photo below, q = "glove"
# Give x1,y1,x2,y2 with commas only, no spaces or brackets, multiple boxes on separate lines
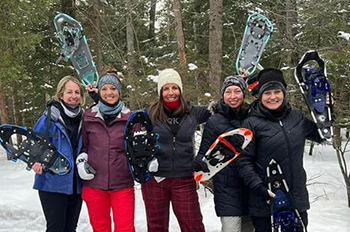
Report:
192,156,210,173
148,158,159,172
76,153,96,180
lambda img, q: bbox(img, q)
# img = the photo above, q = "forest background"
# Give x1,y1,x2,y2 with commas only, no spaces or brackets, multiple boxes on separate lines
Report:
2,0,350,205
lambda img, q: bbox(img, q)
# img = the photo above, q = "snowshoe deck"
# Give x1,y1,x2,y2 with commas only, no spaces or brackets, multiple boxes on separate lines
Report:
236,13,273,78
267,159,306,232
124,110,160,183
194,128,253,182
0,124,71,175
54,13,99,87
294,50,333,140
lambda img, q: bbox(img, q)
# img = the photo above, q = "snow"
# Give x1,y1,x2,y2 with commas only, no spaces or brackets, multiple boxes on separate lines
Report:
0,144,350,232
188,63,198,71
338,31,350,41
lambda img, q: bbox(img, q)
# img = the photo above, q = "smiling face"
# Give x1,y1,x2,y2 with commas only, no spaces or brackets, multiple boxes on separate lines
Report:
100,84,119,104
261,88,284,110
223,85,244,109
60,80,81,105
162,83,181,102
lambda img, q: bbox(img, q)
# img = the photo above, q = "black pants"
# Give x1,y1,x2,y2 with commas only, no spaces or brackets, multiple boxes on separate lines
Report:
39,190,82,232
251,211,308,232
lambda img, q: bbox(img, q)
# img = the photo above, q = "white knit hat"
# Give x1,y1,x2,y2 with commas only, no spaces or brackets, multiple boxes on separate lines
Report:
157,68,183,96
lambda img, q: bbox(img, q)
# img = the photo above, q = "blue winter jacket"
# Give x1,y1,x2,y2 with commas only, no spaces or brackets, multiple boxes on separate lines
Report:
32,105,83,195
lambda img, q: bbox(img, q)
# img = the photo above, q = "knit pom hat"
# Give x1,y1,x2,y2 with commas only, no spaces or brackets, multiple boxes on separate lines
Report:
157,68,183,96
221,75,247,98
98,73,122,94
257,68,287,99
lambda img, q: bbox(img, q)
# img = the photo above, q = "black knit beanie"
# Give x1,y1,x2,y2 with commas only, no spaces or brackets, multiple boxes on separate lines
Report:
257,68,287,99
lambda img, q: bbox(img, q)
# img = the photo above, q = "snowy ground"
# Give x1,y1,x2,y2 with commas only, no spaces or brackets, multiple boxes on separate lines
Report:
0,143,350,232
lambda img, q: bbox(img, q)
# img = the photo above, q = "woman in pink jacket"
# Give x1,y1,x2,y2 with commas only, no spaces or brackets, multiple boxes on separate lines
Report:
77,72,135,232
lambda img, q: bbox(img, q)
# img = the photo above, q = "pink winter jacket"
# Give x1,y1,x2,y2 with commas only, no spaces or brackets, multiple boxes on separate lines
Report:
81,105,134,191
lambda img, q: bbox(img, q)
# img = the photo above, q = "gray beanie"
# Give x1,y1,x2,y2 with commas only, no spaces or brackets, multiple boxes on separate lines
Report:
221,75,247,98
157,68,183,96
98,73,122,94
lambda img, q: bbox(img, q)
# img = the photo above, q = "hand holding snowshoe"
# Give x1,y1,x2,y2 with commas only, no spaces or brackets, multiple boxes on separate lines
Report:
76,152,96,180
192,156,210,173
147,158,159,172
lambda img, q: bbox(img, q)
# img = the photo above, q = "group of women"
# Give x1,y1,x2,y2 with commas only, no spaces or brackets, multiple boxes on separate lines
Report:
30,67,325,232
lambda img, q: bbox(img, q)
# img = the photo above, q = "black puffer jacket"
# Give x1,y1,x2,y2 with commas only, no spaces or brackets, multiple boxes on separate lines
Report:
153,104,211,178
197,100,250,216
236,100,323,217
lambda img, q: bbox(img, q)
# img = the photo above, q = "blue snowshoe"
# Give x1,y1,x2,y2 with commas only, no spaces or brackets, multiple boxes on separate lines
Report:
267,159,306,232
294,50,333,140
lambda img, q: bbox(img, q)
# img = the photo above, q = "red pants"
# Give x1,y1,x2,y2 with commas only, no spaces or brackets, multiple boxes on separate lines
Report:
141,177,205,232
82,186,135,232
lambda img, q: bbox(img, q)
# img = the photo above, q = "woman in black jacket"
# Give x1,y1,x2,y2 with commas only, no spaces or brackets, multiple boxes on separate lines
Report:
141,68,211,232
194,75,254,232
236,68,324,232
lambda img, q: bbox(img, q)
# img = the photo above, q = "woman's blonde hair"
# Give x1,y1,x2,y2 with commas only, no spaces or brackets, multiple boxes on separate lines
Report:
54,76,85,106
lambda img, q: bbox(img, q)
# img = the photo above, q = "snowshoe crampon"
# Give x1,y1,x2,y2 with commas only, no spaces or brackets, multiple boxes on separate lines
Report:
124,110,160,183
236,13,273,78
267,159,306,232
194,128,253,182
0,124,72,175
54,13,99,87
294,50,333,140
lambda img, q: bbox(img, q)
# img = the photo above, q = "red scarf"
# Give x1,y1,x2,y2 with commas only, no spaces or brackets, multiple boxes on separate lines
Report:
164,99,180,110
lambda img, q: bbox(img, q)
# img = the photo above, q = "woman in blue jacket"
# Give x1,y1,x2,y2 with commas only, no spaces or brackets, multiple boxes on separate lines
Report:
32,76,85,232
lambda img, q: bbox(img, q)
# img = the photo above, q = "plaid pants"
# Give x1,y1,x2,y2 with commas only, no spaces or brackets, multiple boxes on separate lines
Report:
141,177,205,232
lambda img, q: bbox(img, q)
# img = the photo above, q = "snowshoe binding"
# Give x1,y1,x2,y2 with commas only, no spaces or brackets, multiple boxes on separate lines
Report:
194,128,253,182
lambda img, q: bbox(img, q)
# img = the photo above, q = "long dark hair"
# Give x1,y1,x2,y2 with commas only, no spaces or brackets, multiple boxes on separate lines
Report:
148,91,190,125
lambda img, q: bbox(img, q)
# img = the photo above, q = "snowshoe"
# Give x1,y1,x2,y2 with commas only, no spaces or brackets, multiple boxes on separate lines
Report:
0,124,72,175
54,13,99,87
267,159,306,232
194,128,253,182
236,13,273,78
124,110,160,183
294,50,333,140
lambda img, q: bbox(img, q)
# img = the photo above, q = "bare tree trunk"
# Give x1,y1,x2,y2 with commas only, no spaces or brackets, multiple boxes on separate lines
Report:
61,0,75,17
125,0,141,110
92,0,103,73
333,125,350,206
172,0,186,66
285,0,299,106
208,0,223,99
0,79,8,124
126,0,136,77
148,0,156,45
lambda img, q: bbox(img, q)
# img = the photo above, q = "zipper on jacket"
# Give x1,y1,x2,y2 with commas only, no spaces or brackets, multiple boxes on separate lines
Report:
172,136,176,174
278,120,294,190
